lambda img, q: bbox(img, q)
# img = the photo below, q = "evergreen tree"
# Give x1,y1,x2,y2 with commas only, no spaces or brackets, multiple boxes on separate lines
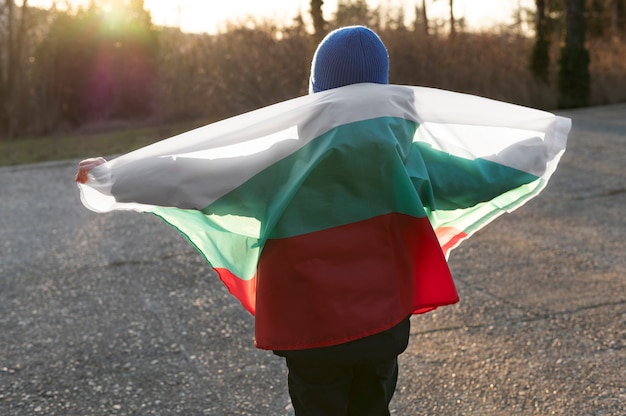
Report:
530,0,551,83
558,0,590,108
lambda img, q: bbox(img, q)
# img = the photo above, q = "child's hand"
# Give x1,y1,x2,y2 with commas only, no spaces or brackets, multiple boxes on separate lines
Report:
75,157,107,184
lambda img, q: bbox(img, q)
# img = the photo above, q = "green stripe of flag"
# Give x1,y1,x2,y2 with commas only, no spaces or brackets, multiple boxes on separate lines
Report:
151,208,261,281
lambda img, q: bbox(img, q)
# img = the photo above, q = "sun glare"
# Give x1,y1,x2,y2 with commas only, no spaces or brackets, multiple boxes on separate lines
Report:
28,0,533,34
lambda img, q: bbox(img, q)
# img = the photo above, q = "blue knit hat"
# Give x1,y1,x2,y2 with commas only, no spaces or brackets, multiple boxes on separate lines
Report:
309,26,389,93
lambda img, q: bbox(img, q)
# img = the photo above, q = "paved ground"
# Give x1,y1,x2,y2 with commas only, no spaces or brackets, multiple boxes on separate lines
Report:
1,104,624,415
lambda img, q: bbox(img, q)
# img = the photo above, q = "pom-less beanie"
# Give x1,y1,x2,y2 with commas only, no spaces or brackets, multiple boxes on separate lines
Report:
309,26,389,93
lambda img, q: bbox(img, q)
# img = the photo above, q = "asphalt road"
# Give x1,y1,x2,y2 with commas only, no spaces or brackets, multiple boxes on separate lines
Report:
1,104,624,415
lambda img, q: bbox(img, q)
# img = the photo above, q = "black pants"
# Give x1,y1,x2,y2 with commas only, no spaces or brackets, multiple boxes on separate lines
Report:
275,317,410,416
285,355,399,416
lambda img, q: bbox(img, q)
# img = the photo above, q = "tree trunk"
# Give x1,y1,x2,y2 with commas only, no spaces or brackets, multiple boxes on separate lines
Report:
310,0,326,44
530,0,550,82
536,0,546,29
558,0,590,108
449,0,455,36
422,0,429,35
612,0,624,39
0,0,29,138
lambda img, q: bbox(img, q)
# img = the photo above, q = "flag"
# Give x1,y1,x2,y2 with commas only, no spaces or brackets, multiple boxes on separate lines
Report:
78,83,570,349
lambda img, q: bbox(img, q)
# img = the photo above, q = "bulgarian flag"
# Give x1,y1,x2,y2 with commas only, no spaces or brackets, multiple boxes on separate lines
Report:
78,83,570,350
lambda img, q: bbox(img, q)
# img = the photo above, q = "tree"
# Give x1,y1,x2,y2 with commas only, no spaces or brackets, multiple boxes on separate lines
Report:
587,0,606,37
414,0,429,35
611,0,625,38
0,0,30,138
448,0,456,36
35,1,158,127
422,0,429,34
530,0,551,82
335,0,371,27
310,0,326,43
576,0,625,40
430,0,456,36
558,0,590,108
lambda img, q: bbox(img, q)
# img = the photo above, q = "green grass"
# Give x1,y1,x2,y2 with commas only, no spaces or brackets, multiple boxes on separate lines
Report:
0,120,207,167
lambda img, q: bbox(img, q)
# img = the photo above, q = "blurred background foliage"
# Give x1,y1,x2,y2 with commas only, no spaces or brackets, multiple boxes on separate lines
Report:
0,0,625,141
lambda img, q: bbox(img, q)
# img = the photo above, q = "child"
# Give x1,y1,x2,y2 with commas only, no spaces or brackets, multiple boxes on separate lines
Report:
76,26,569,416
